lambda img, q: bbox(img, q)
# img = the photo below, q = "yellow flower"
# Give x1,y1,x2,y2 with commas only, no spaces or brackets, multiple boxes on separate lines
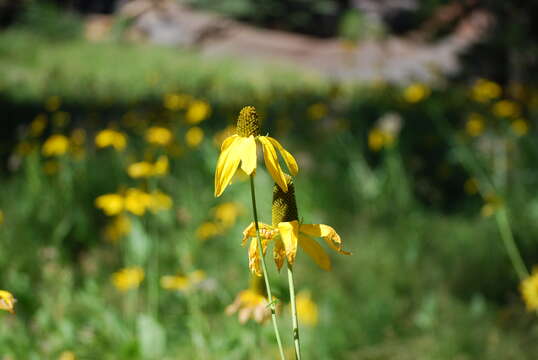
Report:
480,194,502,217
213,202,243,228
45,95,61,112
226,275,272,324
161,270,206,292
127,161,154,178
149,190,173,212
95,129,127,151
196,221,221,241
0,290,16,314
242,176,350,276
296,291,318,327
58,351,76,360
185,127,204,148
124,188,152,216
521,267,538,311
511,119,529,136
30,114,47,137
368,128,392,151
403,83,430,103
471,79,501,103
146,126,173,146
492,100,520,118
152,155,169,176
111,267,144,291
103,214,131,243
163,93,191,111
42,134,69,156
96,194,124,216
307,103,328,120
186,100,211,124
465,113,485,137
214,106,298,197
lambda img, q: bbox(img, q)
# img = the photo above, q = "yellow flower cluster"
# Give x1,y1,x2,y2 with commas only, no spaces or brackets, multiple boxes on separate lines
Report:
95,129,127,151
42,134,70,156
95,189,172,216
471,78,501,102
111,267,144,291
127,156,169,178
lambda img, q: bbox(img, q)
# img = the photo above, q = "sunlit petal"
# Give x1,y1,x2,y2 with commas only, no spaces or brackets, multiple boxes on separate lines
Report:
258,136,287,192
241,222,273,246
300,223,351,255
299,235,331,271
221,134,238,152
240,136,257,175
278,220,299,264
266,136,299,176
273,237,286,271
214,137,242,197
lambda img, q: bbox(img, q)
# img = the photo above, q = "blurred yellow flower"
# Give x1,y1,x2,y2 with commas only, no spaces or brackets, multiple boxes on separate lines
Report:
403,83,430,103
465,113,485,137
45,95,61,112
213,202,243,228
186,100,211,124
471,78,501,102
0,290,16,314
149,190,173,212
161,270,206,292
58,351,76,360
112,267,144,291
42,134,69,156
521,267,538,311
368,128,393,151
226,275,271,324
307,103,328,120
185,127,204,148
127,161,154,178
95,129,127,151
146,126,173,146
163,93,191,111
196,221,221,241
104,214,131,243
152,155,169,176
492,100,520,118
95,194,124,216
43,160,60,175
481,194,502,217
124,188,152,216
30,114,47,137
511,119,529,136
464,178,479,195
296,291,318,327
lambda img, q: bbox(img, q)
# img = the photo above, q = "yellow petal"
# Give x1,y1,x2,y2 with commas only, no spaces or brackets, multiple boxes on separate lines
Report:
248,238,263,276
278,220,299,264
266,136,299,176
258,136,287,192
214,137,242,197
273,238,286,271
300,224,351,255
299,235,331,271
242,222,275,246
221,134,238,152
240,136,257,175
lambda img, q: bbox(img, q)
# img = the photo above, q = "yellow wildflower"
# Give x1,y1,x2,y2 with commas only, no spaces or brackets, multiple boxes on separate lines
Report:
127,161,153,178
307,103,328,120
471,78,501,102
296,291,319,327
492,100,520,118
124,188,152,216
45,95,61,112
111,267,144,291
0,290,16,314
481,194,502,217
95,129,127,151
213,202,243,228
103,214,131,243
42,134,69,156
185,127,204,148
95,194,124,216
186,100,211,124
149,190,173,212
243,176,350,276
214,106,298,197
511,119,529,136
521,267,538,311
58,351,76,360
368,128,387,151
152,155,169,176
465,113,485,137
146,126,173,146
161,270,206,292
196,222,221,241
403,83,430,103
30,114,47,137
226,275,272,324
163,93,191,111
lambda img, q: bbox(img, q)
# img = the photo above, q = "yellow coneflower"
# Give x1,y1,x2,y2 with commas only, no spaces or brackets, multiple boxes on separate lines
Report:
0,290,16,313
111,267,144,291
242,175,350,276
213,202,243,228
186,100,211,124
520,266,538,311
95,129,127,151
95,194,124,216
103,214,131,243
185,127,204,148
42,134,69,156
226,275,273,324
145,126,173,146
196,221,221,241
296,291,319,327
214,106,298,197
403,83,430,103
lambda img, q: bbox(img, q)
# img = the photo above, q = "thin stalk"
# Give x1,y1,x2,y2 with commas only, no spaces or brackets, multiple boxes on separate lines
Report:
287,264,301,360
249,175,286,360
495,206,528,280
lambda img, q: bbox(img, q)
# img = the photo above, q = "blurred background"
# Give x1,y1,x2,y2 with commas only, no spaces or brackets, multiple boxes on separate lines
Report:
1,0,538,359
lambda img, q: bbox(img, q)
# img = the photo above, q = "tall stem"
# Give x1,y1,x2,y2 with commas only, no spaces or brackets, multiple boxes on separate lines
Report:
495,206,528,280
249,175,286,360
287,264,301,360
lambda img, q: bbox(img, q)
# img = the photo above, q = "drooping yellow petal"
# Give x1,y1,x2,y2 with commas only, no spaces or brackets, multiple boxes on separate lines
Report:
273,237,286,271
248,237,268,277
214,137,242,197
239,135,257,175
221,134,238,152
299,235,331,271
300,223,351,255
241,222,275,246
278,220,299,264
266,136,299,176
258,136,287,192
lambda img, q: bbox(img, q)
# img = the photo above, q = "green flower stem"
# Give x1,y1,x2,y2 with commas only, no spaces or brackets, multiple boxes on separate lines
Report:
249,175,286,360
495,206,528,280
287,264,301,360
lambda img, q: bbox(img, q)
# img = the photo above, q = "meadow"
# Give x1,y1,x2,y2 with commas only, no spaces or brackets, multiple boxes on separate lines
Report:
1,22,538,359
